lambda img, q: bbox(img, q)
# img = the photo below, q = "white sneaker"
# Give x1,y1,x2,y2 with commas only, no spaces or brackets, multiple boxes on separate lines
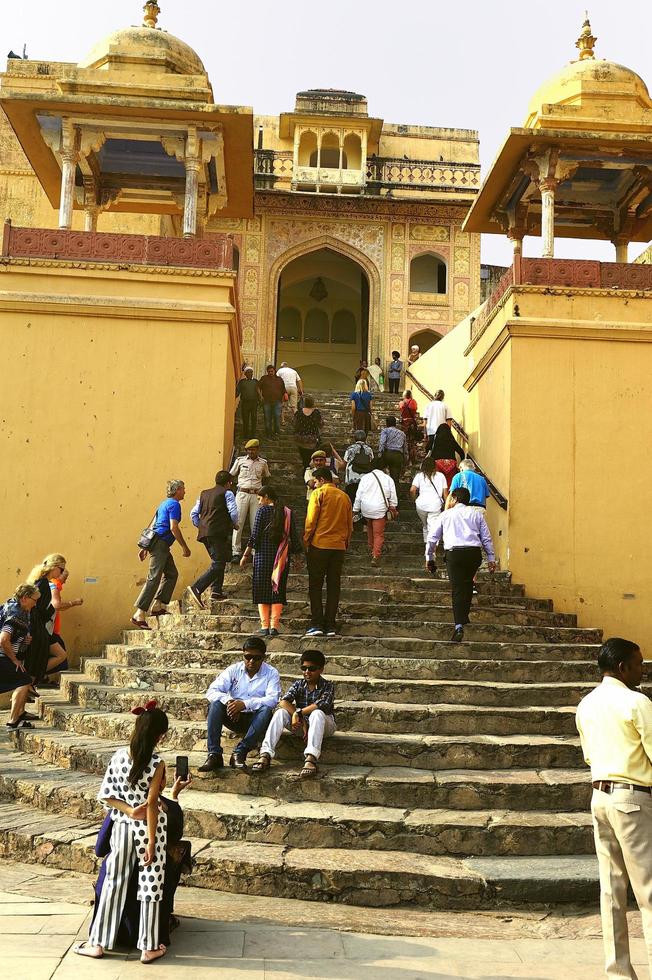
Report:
304,627,324,637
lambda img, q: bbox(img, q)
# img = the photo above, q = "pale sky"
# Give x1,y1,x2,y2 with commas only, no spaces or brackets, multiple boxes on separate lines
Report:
2,0,650,265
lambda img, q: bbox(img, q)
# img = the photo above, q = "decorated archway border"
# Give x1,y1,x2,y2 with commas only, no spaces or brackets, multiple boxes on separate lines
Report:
263,234,384,366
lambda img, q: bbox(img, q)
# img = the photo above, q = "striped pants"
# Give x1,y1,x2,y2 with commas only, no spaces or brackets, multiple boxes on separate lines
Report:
89,822,161,952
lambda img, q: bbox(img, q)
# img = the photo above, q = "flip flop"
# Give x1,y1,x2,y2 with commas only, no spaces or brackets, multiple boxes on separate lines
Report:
141,944,167,963
131,618,152,630
150,608,170,617
74,941,103,958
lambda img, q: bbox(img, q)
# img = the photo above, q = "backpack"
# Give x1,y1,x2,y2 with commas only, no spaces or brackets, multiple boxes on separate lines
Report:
350,443,372,475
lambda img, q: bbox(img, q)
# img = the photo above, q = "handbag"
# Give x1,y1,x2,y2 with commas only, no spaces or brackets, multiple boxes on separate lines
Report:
371,472,399,522
137,511,159,551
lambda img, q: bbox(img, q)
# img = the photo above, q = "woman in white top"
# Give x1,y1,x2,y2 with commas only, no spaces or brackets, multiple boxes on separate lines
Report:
410,456,448,543
353,460,398,566
75,702,169,963
367,356,384,391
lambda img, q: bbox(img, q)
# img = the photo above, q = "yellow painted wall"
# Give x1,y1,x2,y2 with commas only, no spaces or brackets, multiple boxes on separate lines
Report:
409,285,652,648
0,261,239,661
408,310,511,567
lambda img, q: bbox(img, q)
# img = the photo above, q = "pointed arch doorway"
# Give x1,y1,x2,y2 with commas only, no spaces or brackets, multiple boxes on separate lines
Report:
275,247,369,390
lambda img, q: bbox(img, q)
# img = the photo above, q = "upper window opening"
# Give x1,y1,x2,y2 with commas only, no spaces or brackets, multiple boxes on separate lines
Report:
410,253,447,294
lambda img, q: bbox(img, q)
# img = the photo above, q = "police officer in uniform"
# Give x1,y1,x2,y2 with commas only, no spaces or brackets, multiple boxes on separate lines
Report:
229,439,270,562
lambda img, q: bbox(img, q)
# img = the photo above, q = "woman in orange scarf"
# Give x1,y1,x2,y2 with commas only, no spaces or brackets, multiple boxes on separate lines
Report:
240,486,303,636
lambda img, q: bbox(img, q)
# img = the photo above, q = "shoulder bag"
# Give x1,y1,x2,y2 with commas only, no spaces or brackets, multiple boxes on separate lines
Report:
428,475,446,512
137,510,160,552
371,472,399,522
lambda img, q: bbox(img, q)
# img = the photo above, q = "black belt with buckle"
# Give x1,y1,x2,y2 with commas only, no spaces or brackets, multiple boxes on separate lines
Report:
592,780,652,795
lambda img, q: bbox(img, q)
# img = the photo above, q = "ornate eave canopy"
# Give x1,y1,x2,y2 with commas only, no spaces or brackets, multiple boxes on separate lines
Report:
464,127,652,243
464,19,652,253
0,3,253,230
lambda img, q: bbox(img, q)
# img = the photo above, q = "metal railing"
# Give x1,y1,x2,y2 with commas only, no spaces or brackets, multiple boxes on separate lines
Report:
405,369,508,510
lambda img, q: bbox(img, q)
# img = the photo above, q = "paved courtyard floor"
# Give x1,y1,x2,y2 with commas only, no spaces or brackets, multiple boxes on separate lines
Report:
0,859,648,979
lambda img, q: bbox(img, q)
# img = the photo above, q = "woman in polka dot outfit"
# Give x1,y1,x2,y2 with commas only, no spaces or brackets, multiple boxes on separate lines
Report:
75,700,169,963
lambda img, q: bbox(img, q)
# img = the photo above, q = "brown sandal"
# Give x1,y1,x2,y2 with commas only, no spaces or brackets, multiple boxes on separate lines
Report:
300,755,318,778
251,753,271,772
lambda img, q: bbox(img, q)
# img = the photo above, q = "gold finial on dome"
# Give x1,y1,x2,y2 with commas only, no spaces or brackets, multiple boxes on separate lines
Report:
575,14,597,60
143,1,161,28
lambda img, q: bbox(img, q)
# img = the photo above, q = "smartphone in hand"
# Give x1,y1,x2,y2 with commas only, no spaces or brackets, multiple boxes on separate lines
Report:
175,755,189,780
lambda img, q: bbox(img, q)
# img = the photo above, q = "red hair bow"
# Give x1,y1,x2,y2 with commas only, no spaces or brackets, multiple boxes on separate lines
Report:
131,699,158,716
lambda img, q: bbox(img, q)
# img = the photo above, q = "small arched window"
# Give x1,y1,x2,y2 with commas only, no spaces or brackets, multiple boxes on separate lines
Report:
298,131,318,167
304,308,329,343
410,253,447,294
278,307,302,342
331,309,357,344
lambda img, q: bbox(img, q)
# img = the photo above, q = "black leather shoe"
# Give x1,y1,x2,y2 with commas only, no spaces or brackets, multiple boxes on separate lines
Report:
451,627,464,642
229,751,248,771
198,753,224,773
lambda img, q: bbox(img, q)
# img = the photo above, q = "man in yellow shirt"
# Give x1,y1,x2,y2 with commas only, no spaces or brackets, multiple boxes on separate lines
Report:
303,467,352,638
576,637,652,980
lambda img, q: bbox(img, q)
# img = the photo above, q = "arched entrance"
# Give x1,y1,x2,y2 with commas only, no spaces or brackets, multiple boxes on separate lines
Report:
409,329,442,358
275,247,369,390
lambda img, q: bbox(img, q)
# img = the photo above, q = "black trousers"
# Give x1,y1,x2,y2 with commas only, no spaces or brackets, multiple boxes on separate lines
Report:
192,534,231,597
240,401,257,438
307,546,345,630
382,450,404,492
388,377,400,394
445,547,482,626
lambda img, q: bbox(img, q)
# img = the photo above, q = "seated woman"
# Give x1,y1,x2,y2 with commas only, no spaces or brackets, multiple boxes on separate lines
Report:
25,554,71,684
90,765,192,951
1,584,40,730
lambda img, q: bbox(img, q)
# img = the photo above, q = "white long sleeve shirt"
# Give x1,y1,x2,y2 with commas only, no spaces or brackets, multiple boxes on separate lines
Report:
425,504,495,561
353,470,398,520
205,661,281,711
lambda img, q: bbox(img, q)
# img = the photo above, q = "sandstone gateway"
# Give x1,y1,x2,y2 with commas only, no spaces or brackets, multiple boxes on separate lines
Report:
0,4,652,918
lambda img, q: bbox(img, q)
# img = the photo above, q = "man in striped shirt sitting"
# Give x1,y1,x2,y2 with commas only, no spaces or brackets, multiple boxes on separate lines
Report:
253,649,336,779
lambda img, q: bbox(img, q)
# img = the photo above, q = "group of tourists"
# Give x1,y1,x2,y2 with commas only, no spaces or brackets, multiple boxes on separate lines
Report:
0,554,81,730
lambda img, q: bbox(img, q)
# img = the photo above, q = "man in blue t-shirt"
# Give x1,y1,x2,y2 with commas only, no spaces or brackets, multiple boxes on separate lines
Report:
450,460,489,509
132,479,192,628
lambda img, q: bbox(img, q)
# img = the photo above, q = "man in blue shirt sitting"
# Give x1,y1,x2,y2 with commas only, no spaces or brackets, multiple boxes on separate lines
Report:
132,479,192,629
450,459,489,510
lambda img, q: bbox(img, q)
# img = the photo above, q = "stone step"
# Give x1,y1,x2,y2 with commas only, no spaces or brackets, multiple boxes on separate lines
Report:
0,743,593,857
169,600,578,628
106,637,600,666
0,800,599,909
3,725,594,811
133,619,602,646
81,655,593,701
231,586,550,611
36,695,584,769
78,664,583,732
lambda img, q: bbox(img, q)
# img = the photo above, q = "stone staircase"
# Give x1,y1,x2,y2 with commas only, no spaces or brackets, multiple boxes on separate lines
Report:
0,389,600,909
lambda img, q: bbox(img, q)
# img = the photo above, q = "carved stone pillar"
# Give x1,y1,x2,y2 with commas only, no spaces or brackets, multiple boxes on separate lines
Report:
59,150,78,229
613,238,629,263
183,158,201,238
539,178,557,258
84,207,100,233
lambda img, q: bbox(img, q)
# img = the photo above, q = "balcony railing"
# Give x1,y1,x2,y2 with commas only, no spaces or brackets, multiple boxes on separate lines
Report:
367,157,480,191
1,221,235,270
471,257,652,346
293,165,365,187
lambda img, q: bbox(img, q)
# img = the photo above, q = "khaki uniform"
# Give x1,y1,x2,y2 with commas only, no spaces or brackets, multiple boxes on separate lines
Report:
229,455,270,555
576,676,652,979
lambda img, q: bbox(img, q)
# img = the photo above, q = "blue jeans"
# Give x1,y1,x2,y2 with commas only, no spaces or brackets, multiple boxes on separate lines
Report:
191,535,230,598
206,700,275,756
263,401,282,436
